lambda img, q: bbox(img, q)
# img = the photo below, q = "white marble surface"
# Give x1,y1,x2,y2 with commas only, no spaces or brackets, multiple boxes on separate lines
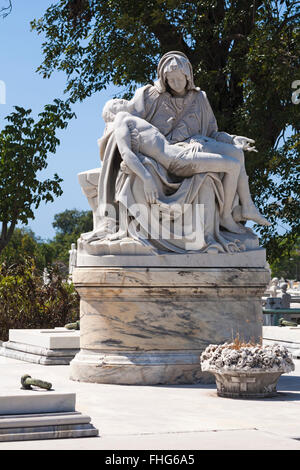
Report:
8,328,80,350
0,344,78,365
77,248,266,268
0,392,75,415
263,326,300,343
0,410,98,442
1,341,79,358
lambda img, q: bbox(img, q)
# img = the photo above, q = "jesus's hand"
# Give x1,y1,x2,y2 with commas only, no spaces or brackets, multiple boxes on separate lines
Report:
144,175,159,205
233,135,258,152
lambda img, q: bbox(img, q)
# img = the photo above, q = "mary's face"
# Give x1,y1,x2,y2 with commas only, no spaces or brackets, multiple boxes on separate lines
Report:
165,69,187,96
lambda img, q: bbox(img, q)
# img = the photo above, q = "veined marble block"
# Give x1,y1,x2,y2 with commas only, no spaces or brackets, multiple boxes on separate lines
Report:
70,262,270,385
0,392,98,442
0,328,80,365
76,248,265,268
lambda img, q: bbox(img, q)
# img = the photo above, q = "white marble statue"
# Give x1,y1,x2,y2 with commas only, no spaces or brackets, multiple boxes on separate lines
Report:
68,243,77,278
43,267,50,286
79,51,270,256
269,277,280,297
279,282,291,308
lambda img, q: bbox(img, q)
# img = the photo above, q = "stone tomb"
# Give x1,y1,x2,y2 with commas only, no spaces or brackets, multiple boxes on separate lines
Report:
0,391,98,442
0,328,80,365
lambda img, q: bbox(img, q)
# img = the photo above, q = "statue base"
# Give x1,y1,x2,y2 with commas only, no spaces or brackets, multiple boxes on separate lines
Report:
70,258,270,385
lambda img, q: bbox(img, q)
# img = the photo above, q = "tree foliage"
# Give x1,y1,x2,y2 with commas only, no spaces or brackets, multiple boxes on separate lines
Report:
270,237,300,279
0,100,75,255
0,259,79,341
0,228,55,269
0,210,92,269
49,209,93,265
31,0,300,261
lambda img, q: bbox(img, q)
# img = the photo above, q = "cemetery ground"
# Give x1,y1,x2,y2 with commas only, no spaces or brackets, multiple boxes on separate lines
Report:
0,354,300,450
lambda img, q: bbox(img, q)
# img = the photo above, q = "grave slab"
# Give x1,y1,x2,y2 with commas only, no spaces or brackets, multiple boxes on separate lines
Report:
0,328,80,365
0,392,98,442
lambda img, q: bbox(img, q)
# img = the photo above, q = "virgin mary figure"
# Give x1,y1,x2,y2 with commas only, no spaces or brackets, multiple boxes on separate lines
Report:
79,51,269,255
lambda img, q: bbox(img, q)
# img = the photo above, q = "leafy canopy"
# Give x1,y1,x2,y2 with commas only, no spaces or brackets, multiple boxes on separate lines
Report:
0,228,55,270
0,100,75,254
31,0,300,261
0,258,79,341
49,209,93,264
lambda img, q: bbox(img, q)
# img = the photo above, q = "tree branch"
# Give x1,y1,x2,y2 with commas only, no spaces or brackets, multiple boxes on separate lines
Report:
143,9,192,58
0,221,7,242
0,0,12,19
277,13,300,34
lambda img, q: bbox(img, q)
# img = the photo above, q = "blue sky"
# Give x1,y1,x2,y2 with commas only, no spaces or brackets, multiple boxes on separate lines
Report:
0,0,120,240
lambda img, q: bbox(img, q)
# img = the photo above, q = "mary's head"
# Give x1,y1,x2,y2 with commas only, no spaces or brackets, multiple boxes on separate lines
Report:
155,51,198,95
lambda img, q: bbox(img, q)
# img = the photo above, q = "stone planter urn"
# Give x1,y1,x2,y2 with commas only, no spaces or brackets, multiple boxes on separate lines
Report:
201,342,295,398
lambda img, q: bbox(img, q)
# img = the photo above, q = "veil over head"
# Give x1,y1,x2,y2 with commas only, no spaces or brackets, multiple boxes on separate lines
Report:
154,51,199,93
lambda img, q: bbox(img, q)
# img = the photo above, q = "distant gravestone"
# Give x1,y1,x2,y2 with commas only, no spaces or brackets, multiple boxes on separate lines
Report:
68,243,77,281
280,283,291,309
43,267,50,286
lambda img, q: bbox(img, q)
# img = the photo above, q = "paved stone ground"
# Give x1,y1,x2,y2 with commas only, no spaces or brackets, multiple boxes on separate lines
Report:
0,356,300,450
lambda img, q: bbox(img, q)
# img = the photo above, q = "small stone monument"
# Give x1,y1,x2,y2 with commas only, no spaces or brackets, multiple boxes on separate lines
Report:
68,243,77,282
269,277,280,297
279,282,291,308
0,391,98,442
43,267,50,286
0,328,80,365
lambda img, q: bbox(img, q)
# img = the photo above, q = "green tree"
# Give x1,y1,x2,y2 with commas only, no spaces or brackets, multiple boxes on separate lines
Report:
0,100,75,255
0,258,79,341
31,0,300,261
0,228,55,270
270,236,300,280
49,209,93,265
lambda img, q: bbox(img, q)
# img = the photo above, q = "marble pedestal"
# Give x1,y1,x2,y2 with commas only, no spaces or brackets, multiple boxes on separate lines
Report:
70,255,270,385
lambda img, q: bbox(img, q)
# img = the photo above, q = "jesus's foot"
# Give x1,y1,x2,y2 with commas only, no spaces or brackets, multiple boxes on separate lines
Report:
220,215,247,234
242,204,271,226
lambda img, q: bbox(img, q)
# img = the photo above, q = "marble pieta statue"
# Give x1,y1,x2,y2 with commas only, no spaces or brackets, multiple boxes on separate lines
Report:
78,51,270,256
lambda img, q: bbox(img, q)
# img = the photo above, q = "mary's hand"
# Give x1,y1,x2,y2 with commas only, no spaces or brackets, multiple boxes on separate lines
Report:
233,135,258,152
144,175,159,205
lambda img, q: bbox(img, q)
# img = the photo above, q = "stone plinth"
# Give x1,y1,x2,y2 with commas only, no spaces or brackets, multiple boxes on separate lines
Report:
0,392,98,442
70,259,270,385
0,328,80,365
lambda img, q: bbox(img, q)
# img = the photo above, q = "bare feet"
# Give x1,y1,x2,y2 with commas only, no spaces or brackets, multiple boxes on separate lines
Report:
220,215,247,234
242,204,271,226
107,229,128,241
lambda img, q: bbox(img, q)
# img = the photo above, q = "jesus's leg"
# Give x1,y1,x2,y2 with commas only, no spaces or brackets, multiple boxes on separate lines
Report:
200,140,270,226
169,150,246,234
